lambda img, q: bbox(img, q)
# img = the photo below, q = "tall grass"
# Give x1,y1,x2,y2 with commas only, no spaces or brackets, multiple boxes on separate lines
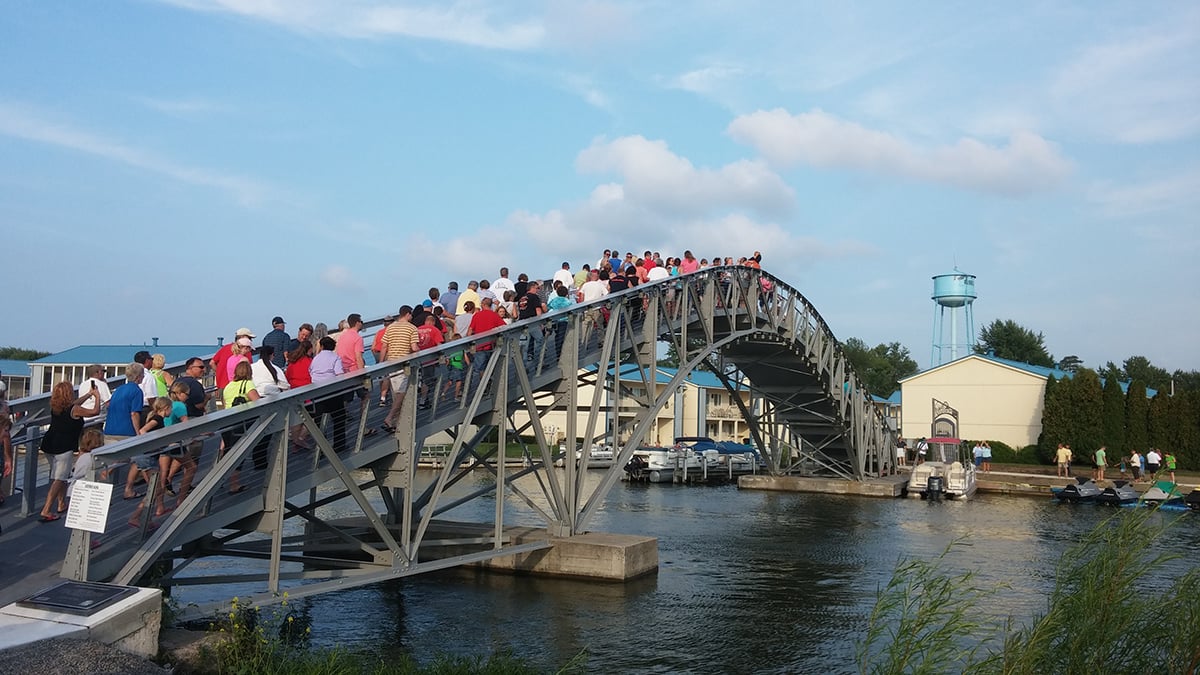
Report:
190,594,588,674
858,507,1200,674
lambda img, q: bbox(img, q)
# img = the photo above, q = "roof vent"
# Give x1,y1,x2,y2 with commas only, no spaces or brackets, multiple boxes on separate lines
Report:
152,337,159,347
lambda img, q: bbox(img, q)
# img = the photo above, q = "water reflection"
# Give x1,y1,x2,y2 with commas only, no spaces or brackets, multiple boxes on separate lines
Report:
174,471,1198,673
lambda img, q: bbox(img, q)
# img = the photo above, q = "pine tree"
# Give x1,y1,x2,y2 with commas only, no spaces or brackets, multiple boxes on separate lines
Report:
1069,369,1104,453
1038,375,1070,464
1101,374,1126,453
1148,393,1171,450
1125,380,1150,453
1167,391,1199,470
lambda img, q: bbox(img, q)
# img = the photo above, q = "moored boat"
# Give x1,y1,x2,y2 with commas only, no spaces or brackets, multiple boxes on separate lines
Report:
1095,480,1138,506
624,445,705,483
1185,488,1200,511
1055,477,1101,503
554,444,615,469
905,437,976,500
1140,480,1184,507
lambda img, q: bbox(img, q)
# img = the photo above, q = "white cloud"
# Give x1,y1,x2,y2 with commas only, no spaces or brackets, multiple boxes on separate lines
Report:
134,95,232,116
422,136,872,282
575,135,795,217
543,0,636,53
728,108,1072,196
1088,170,1200,218
157,0,544,50
0,101,270,205
1050,24,1200,144
320,264,364,291
670,65,745,96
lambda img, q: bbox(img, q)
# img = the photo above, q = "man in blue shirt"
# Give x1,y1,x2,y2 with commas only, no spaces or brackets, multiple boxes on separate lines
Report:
261,316,290,368
104,363,145,442
105,362,156,501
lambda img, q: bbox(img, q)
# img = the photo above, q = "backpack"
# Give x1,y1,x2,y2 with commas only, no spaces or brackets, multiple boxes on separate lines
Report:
230,381,251,407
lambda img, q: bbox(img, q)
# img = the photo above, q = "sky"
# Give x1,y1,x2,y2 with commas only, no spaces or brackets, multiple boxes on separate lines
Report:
1,1,1197,373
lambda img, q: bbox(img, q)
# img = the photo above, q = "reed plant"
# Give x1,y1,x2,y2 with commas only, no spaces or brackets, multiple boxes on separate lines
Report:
191,594,588,674
858,506,1200,674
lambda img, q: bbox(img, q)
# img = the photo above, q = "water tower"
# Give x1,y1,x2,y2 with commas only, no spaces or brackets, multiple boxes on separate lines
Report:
930,269,976,367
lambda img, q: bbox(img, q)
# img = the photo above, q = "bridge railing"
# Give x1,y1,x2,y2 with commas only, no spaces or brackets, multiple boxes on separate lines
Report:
40,264,898,609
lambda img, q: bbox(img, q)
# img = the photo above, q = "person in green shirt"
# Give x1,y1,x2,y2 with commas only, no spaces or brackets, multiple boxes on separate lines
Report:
1164,451,1177,483
1093,446,1107,482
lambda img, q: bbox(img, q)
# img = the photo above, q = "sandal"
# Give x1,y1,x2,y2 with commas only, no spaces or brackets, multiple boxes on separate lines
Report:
39,514,60,523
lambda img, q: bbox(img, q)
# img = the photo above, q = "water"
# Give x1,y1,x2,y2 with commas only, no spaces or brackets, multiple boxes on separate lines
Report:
179,473,1200,673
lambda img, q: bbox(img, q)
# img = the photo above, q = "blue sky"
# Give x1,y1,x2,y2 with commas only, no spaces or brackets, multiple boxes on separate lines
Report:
2,1,1196,372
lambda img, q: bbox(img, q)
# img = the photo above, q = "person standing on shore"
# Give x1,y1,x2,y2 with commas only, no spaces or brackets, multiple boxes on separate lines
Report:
1093,446,1107,482
981,441,992,472
1145,448,1162,478
1164,450,1177,483
895,438,907,467
1055,444,1071,477
1130,450,1143,481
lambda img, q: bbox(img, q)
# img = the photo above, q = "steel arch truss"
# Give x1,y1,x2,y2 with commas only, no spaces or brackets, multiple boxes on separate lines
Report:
60,266,893,617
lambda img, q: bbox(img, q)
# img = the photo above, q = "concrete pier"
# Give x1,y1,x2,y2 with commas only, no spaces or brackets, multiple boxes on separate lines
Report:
313,518,658,582
0,587,162,659
477,527,658,581
738,473,908,497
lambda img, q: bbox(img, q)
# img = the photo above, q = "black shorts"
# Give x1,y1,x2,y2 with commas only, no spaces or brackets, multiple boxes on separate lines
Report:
1146,463,1160,473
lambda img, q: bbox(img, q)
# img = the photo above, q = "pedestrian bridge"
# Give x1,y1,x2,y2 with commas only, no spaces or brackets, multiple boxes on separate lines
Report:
9,266,894,618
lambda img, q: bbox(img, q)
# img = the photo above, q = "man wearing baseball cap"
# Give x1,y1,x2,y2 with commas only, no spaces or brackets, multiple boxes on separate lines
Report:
261,316,290,368
212,326,255,391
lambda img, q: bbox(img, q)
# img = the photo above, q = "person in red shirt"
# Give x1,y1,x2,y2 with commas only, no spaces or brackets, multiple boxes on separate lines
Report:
467,296,506,380
416,314,444,409
211,327,255,391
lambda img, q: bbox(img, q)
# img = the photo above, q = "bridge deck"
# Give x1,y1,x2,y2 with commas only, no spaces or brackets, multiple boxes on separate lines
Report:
1,267,895,615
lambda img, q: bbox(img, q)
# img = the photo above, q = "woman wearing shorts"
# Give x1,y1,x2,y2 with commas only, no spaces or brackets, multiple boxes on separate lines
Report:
39,381,101,522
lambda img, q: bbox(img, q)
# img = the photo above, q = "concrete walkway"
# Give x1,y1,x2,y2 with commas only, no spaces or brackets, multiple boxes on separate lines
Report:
0,480,72,608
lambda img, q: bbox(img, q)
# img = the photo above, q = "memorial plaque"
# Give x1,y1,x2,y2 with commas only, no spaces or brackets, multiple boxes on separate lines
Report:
18,580,138,616
64,479,113,534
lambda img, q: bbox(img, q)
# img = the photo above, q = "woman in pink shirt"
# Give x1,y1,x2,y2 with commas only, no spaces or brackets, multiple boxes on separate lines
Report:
225,337,253,385
679,250,700,274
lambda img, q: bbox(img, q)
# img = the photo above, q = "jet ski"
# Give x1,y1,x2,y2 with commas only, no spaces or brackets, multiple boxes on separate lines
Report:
1054,477,1101,503
1096,480,1138,506
1183,488,1200,511
1141,480,1184,507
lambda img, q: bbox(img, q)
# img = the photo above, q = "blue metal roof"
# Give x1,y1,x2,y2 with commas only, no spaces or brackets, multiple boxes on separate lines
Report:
903,353,1155,397
872,390,902,405
0,359,32,378
32,344,220,366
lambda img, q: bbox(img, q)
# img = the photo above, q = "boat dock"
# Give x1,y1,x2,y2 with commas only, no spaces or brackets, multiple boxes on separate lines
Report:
739,467,1199,499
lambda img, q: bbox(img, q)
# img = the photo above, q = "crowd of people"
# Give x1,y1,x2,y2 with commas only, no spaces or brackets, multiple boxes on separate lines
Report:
27,248,769,528
1069,444,1179,484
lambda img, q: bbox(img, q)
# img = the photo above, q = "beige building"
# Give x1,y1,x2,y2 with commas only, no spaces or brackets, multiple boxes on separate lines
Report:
898,353,1068,448
517,366,754,447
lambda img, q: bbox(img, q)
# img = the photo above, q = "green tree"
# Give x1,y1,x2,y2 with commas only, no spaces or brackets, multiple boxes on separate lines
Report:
1057,355,1083,373
1167,391,1199,470
1122,356,1171,392
841,337,918,397
0,346,50,360
973,319,1054,367
1038,375,1069,464
1148,392,1171,450
1100,374,1126,452
1171,369,1200,393
1125,380,1150,452
1067,368,1104,453
657,339,715,372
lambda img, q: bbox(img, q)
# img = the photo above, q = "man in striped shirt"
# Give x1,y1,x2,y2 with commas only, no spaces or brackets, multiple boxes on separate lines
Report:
380,305,420,433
